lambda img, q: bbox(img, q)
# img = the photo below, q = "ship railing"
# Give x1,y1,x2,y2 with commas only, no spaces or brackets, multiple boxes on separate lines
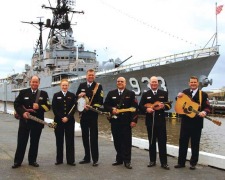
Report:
0,78,8,83
51,46,219,86
12,87,27,92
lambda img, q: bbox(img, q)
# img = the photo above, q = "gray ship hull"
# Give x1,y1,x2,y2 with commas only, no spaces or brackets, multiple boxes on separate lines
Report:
93,54,220,108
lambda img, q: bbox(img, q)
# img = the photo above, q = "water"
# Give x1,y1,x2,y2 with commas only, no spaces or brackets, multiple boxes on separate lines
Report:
96,115,225,156
1,101,225,156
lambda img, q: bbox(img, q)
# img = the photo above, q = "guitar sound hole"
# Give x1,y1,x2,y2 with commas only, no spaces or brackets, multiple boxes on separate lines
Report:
188,106,193,111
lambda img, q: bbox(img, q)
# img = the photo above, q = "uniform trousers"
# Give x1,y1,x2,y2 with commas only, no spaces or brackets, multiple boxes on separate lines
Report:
14,120,42,164
80,113,99,162
111,122,132,163
55,122,75,163
178,126,202,166
147,124,167,165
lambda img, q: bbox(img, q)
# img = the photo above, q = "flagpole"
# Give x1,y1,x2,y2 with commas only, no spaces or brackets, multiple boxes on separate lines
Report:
216,2,218,46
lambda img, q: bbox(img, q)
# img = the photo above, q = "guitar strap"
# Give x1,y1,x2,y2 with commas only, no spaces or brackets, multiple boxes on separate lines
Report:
22,90,41,112
88,83,99,106
35,90,41,103
79,83,100,119
199,90,202,110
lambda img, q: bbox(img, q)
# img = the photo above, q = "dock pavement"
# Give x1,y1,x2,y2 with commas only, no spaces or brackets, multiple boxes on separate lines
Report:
0,112,224,180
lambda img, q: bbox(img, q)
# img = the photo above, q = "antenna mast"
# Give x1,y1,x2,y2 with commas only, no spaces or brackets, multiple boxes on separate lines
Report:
42,0,84,50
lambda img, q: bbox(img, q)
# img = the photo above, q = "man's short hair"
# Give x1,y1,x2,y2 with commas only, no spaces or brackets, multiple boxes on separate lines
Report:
190,76,198,82
86,69,95,74
30,75,40,82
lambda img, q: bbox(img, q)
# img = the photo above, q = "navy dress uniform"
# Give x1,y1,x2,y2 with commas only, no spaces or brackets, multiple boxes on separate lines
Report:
76,81,103,164
104,88,138,165
176,89,210,168
13,88,50,166
139,89,171,167
52,91,77,165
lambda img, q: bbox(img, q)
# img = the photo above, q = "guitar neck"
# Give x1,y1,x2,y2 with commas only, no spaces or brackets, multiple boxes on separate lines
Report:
191,108,199,114
190,108,222,126
191,108,213,120
87,105,110,116
28,114,48,126
117,108,135,113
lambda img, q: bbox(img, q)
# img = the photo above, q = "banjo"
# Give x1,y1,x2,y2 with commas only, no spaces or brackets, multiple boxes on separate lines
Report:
77,83,100,112
77,96,89,112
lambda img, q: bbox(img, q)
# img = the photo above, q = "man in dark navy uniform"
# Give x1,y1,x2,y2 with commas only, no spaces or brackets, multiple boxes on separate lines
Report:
104,77,138,169
76,69,103,166
52,79,76,166
174,76,211,170
139,76,171,170
12,75,50,168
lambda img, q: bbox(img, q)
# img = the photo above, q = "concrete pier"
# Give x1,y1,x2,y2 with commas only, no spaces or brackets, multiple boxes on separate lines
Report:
0,112,224,180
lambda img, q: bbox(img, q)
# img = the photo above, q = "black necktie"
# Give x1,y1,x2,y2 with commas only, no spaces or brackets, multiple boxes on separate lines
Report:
190,90,193,97
153,91,157,95
32,91,35,94
119,91,122,96
87,84,90,88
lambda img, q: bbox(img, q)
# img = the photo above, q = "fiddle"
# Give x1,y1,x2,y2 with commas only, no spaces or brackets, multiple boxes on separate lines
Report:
144,101,172,110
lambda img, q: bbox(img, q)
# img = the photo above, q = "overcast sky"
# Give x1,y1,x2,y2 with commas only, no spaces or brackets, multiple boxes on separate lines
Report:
0,0,224,90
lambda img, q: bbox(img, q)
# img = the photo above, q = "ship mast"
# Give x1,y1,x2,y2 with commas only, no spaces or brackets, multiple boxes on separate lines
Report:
21,17,44,56
42,0,84,50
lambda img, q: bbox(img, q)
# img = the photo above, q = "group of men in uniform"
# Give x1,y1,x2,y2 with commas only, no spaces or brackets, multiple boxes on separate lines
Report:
12,69,210,171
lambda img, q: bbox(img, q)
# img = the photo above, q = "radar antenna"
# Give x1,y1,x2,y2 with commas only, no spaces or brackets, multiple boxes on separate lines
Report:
42,0,84,49
21,17,45,55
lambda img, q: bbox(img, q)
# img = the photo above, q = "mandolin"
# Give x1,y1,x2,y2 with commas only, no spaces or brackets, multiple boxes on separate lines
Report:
175,94,221,126
145,101,172,110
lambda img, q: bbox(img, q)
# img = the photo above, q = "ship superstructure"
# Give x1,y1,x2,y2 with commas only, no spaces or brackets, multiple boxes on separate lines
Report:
0,0,220,110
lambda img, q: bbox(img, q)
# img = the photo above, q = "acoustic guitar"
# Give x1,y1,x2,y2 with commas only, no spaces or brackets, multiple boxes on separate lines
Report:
27,114,57,128
175,94,221,126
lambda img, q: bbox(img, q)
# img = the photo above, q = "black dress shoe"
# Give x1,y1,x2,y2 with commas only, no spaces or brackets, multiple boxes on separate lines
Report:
67,162,76,166
190,165,196,170
79,160,90,164
55,162,63,165
92,161,98,167
12,163,21,169
161,164,170,170
112,161,123,166
124,162,132,169
147,162,156,167
29,162,39,167
174,164,185,168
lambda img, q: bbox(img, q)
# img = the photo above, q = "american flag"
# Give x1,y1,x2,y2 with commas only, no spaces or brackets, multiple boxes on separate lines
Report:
216,5,223,15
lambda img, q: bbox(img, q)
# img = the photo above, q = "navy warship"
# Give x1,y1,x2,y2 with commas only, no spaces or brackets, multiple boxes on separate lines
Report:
0,0,220,110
